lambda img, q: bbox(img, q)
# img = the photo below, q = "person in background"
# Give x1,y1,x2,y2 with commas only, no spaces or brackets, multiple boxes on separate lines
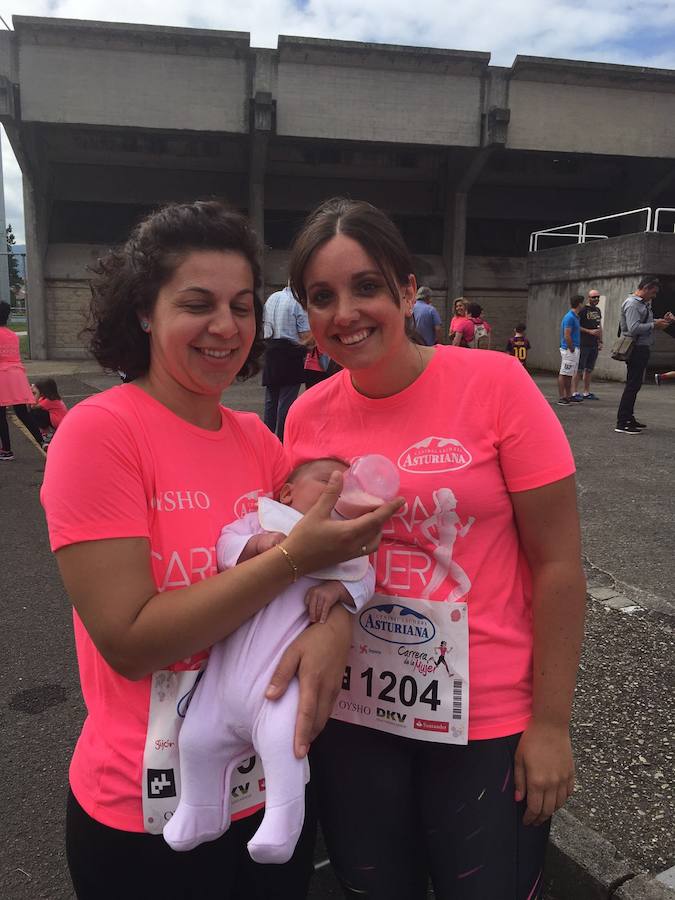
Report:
452,302,491,349
655,371,675,385
572,289,602,401
0,300,47,460
31,377,69,440
615,277,673,434
412,286,441,347
448,297,468,344
506,324,531,367
262,283,311,440
557,295,583,406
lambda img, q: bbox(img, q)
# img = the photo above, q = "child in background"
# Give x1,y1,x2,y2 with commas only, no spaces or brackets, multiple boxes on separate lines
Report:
164,457,375,864
506,324,531,367
31,378,68,440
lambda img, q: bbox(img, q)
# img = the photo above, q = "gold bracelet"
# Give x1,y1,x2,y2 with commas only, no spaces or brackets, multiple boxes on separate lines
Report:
277,543,299,582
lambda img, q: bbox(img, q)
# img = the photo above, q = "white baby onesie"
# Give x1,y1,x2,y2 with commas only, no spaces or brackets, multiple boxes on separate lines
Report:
163,500,375,863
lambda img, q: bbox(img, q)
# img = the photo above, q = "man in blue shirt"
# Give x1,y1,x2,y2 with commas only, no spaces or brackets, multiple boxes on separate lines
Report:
262,285,311,439
557,295,583,405
412,286,442,346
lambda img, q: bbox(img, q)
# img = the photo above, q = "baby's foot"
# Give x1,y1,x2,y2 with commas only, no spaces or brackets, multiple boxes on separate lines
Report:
247,796,305,864
163,802,230,852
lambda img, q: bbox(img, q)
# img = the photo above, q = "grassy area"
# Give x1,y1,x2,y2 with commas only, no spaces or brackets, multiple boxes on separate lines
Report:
6,321,27,333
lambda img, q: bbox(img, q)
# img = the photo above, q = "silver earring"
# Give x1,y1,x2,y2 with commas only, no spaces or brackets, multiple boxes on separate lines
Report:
140,320,151,332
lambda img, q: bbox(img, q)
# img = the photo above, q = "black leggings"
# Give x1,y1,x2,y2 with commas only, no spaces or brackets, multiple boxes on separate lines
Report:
0,404,44,451
66,788,317,900
310,720,550,900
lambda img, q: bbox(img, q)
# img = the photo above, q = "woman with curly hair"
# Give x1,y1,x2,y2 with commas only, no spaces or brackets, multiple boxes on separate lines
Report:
40,201,394,899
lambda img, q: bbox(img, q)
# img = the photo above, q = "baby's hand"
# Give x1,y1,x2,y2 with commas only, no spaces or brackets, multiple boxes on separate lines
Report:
305,580,353,624
238,531,285,562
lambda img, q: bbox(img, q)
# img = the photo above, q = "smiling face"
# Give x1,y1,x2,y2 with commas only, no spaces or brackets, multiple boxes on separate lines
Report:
145,250,256,400
454,300,466,317
303,234,414,376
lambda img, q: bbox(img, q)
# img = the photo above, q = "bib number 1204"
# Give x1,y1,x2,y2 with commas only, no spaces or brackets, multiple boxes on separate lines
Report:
342,665,441,711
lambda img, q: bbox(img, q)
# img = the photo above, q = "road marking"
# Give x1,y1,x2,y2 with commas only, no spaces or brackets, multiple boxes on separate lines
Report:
8,412,46,458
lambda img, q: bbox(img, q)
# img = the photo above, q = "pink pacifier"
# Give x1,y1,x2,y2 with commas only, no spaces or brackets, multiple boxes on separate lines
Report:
334,454,400,519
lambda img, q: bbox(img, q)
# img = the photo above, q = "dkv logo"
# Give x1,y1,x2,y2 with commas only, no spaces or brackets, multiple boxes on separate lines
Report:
397,436,472,474
359,603,436,646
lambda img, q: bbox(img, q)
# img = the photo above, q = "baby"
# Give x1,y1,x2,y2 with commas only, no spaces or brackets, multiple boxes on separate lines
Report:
163,458,375,863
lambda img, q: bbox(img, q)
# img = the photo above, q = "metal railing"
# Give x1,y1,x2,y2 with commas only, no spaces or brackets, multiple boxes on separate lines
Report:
529,227,608,252
530,206,675,251
654,208,675,232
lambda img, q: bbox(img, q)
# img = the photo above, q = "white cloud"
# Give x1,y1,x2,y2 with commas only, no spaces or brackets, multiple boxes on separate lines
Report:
2,0,675,242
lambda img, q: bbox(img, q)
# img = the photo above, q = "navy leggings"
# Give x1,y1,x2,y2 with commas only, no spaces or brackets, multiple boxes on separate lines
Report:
310,720,550,900
66,788,317,899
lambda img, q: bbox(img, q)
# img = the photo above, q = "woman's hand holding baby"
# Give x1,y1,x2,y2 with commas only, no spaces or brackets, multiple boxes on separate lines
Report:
282,470,403,576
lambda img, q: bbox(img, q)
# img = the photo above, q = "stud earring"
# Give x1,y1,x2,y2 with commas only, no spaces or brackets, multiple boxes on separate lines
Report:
140,320,151,333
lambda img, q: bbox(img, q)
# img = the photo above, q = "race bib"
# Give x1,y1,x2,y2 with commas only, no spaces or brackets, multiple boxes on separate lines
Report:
142,669,267,833
333,595,469,744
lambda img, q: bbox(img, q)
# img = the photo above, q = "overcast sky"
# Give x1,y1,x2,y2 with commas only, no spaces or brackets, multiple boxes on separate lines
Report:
3,0,675,244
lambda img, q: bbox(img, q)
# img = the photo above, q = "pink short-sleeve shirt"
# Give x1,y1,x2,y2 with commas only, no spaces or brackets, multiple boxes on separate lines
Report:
285,346,575,740
41,385,289,831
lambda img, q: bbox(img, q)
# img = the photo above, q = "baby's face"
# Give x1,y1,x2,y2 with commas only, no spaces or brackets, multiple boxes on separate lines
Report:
282,460,347,514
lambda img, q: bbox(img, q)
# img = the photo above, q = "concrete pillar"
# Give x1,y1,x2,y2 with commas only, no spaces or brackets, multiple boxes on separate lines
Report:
249,91,275,287
22,169,48,360
0,146,10,306
442,189,467,328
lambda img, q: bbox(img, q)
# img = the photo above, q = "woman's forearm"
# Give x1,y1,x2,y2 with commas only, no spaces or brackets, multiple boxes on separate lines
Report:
58,537,298,680
529,560,586,726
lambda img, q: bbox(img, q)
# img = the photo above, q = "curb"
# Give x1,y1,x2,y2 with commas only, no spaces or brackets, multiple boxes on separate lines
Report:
545,809,674,899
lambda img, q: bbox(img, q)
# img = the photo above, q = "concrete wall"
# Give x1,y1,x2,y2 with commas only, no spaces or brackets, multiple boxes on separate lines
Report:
508,57,675,158
509,81,675,158
15,18,249,133
277,64,482,145
526,234,675,379
44,244,105,356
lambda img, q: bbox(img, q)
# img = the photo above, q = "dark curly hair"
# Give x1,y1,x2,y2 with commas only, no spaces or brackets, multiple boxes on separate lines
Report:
288,197,421,343
83,201,265,381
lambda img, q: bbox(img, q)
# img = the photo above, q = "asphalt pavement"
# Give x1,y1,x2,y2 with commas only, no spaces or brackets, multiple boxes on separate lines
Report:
1,364,673,899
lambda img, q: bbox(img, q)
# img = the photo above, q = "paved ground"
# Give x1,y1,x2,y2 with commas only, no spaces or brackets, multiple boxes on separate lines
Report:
1,365,673,898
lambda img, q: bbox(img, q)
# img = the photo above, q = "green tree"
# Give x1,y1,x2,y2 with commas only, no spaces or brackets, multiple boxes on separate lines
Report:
5,224,22,295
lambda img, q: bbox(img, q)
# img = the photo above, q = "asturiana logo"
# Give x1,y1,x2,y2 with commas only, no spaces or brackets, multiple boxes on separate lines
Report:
359,603,436,646
397,437,472,474
234,489,271,518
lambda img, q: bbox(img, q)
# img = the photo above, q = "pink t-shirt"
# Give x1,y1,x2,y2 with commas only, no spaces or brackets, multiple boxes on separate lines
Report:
0,325,21,366
285,346,575,740
0,326,34,406
454,316,492,345
37,396,68,428
41,384,289,831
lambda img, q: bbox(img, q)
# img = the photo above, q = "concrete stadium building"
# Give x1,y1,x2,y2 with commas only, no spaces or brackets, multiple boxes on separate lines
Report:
1,15,675,361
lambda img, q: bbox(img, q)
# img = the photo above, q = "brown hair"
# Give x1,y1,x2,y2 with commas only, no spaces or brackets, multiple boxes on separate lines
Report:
34,377,61,401
288,198,420,341
286,456,350,484
83,201,265,381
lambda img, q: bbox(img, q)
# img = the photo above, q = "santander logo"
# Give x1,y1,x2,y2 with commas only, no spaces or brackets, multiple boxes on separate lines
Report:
397,436,472,474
